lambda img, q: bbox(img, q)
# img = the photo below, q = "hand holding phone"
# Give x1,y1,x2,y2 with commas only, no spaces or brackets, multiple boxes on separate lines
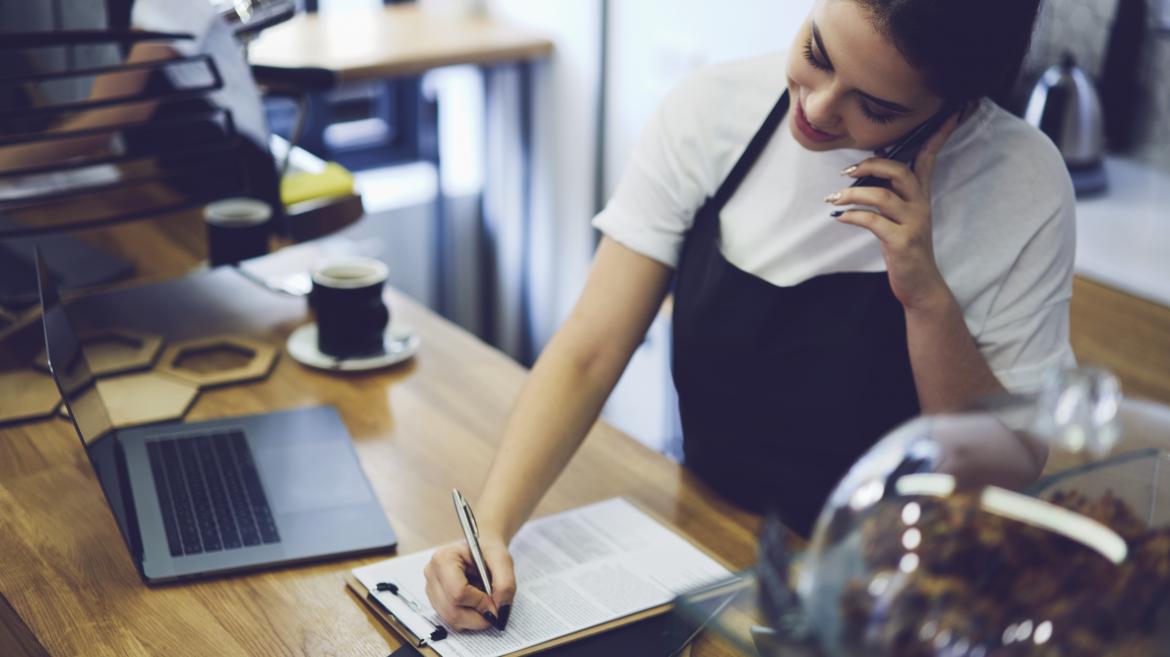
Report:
825,104,963,311
851,104,961,190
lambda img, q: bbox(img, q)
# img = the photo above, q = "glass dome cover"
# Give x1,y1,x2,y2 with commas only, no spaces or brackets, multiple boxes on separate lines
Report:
757,367,1170,657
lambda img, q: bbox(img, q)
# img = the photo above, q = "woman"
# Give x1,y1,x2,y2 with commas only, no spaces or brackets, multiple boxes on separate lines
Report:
425,0,1073,631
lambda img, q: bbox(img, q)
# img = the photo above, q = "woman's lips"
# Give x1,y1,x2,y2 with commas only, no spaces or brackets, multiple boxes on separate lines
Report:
794,100,842,143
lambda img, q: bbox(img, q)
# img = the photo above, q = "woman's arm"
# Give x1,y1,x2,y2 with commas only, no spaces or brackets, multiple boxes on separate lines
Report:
828,116,1047,485
423,237,673,631
903,288,1005,414
827,114,1006,413
476,237,674,541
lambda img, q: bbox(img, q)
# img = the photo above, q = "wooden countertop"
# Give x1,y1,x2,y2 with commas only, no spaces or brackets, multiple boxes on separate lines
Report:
0,260,760,657
247,5,554,82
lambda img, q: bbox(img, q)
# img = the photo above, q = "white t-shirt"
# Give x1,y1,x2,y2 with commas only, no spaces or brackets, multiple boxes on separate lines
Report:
593,52,1077,394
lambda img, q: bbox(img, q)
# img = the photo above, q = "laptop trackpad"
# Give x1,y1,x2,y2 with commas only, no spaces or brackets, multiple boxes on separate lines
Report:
256,441,374,514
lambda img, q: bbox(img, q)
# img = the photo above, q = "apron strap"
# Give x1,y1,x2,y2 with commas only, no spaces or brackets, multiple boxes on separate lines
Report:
711,89,790,209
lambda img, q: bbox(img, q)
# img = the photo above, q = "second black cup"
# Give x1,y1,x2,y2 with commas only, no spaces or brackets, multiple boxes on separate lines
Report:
204,198,273,267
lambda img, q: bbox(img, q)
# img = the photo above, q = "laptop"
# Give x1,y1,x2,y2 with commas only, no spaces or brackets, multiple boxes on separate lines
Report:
36,252,397,583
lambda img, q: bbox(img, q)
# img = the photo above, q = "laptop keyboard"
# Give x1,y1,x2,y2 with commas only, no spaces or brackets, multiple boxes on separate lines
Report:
146,429,281,557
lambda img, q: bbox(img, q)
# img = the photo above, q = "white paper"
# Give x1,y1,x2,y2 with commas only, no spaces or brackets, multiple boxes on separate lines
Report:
352,498,735,657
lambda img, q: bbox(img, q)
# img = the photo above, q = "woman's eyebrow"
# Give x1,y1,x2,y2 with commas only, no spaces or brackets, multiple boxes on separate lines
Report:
811,20,914,115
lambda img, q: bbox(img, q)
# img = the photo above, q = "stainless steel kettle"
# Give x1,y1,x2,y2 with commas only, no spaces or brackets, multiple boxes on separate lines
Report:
1024,52,1108,196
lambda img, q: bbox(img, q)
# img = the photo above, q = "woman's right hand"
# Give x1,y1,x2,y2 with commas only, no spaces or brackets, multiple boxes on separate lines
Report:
423,535,516,631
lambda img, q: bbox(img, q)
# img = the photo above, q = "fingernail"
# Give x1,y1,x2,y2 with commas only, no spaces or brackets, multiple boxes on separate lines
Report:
498,604,511,630
830,210,845,218
824,192,842,203
841,164,859,176
483,611,499,627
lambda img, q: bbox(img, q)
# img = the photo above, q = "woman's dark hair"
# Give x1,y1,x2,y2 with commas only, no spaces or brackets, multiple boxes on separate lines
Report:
856,0,1044,104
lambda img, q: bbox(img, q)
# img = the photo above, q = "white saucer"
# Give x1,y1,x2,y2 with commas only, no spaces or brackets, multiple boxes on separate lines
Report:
287,321,420,371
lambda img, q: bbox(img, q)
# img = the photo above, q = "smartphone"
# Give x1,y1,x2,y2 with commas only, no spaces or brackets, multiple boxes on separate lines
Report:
850,104,960,190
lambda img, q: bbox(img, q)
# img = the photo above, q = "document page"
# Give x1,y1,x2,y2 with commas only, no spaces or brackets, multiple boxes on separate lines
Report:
352,498,735,657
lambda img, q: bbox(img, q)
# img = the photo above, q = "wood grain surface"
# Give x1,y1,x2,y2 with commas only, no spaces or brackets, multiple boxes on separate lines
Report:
0,591,50,657
1071,276,1170,406
248,5,554,83
0,370,60,426
0,266,760,657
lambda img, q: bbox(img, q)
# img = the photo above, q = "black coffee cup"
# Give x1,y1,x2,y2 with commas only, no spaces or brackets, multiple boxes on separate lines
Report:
308,257,391,359
204,198,272,267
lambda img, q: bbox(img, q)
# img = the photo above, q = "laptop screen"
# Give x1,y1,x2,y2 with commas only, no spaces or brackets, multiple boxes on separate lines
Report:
36,251,141,559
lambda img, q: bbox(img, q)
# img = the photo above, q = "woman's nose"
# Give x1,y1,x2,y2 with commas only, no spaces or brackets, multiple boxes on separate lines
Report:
803,90,840,130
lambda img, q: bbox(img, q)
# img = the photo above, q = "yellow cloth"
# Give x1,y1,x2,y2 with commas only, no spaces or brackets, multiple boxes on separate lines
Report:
280,162,356,207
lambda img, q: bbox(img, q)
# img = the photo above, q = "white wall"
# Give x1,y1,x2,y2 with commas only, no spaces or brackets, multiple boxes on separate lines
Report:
483,0,603,350
604,1,814,196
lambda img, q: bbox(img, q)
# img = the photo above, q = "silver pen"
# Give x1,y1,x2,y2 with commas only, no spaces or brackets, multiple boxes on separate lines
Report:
452,488,492,597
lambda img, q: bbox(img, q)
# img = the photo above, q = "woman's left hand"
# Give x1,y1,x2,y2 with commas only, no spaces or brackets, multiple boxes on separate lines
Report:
825,113,962,312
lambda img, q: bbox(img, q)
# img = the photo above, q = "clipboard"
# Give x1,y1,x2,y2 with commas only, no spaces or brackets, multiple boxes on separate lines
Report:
343,498,746,657
345,573,679,657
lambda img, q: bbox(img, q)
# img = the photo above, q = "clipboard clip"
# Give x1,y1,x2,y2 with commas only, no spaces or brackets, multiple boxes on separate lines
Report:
371,582,449,647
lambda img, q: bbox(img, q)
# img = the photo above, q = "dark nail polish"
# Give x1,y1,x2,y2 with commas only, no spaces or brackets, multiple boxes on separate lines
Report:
498,604,511,630
830,210,845,218
483,611,498,627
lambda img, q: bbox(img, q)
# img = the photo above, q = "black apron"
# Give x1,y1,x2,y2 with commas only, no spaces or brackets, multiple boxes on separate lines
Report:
671,91,920,537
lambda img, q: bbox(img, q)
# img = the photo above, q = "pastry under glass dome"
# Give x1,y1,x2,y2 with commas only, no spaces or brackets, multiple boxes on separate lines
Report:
671,367,1170,657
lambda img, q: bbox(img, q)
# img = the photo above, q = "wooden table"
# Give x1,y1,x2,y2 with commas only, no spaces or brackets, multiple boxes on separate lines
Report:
248,5,553,83
0,264,761,657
